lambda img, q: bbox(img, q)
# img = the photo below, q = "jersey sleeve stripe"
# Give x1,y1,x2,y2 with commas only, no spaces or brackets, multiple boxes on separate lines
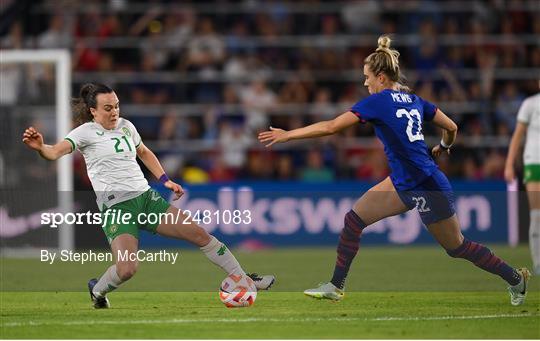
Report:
64,137,76,152
135,140,141,148
349,109,367,123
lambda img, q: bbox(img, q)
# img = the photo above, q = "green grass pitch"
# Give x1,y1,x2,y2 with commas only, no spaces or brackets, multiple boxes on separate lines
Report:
1,245,539,339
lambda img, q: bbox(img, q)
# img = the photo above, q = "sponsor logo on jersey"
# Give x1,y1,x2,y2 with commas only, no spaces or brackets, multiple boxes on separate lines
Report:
96,131,104,136
122,127,131,137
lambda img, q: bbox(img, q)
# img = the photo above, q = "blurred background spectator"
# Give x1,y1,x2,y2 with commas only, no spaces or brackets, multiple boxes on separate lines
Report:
2,0,538,186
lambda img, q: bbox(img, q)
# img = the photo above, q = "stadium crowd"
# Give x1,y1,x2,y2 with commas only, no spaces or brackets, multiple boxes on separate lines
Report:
1,0,539,186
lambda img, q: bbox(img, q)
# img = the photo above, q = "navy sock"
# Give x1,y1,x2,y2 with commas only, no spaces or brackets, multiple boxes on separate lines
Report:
447,239,521,286
330,210,367,289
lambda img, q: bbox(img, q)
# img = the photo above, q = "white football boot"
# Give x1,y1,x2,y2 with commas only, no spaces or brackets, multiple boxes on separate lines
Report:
508,268,531,306
247,273,275,290
304,282,344,301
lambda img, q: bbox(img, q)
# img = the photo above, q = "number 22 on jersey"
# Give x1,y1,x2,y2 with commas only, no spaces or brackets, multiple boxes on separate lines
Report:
396,109,424,142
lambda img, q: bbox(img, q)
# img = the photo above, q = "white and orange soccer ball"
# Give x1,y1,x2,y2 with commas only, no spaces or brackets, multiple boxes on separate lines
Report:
219,274,257,308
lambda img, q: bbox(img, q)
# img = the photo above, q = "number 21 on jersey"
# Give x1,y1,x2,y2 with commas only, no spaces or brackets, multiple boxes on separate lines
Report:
111,136,132,153
396,109,424,142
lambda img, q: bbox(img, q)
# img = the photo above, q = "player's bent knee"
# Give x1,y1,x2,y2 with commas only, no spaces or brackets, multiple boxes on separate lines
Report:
440,232,464,251
187,226,211,247
116,262,138,281
197,230,211,246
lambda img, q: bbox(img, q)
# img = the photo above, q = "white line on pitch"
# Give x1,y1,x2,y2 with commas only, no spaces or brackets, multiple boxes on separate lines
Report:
2,313,537,327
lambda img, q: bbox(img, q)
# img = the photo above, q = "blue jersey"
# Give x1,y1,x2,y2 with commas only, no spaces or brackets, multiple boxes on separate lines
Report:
350,89,439,191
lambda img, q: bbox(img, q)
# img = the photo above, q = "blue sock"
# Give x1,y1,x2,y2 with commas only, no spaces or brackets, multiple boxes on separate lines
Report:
330,210,366,289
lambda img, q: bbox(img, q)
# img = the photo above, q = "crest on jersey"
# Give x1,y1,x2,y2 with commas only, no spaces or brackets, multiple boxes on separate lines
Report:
122,127,131,137
150,191,161,202
109,224,118,234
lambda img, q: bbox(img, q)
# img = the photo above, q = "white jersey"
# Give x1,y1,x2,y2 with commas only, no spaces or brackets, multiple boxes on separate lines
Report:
65,118,150,210
517,93,540,165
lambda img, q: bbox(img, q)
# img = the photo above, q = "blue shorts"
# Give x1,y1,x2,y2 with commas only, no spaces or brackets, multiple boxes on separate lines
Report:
396,170,456,225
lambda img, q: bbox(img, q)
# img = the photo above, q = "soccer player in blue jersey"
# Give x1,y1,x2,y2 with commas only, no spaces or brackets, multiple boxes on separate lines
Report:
258,36,530,306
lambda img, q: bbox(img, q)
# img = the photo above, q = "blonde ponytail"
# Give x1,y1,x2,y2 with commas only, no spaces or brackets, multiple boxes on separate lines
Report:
365,35,410,92
375,36,400,72
377,35,391,50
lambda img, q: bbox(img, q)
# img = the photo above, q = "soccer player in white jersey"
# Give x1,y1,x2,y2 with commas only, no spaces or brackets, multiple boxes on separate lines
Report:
505,82,540,275
22,83,274,308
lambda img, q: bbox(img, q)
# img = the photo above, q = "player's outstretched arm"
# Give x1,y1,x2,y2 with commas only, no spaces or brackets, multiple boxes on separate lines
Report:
258,111,359,147
504,122,527,182
431,109,458,157
136,142,184,200
22,126,72,161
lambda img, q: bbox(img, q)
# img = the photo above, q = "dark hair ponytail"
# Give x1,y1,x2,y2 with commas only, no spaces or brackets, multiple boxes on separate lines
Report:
72,83,113,125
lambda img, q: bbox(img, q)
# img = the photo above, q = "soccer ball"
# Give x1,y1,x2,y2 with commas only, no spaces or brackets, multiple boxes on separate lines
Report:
219,274,257,308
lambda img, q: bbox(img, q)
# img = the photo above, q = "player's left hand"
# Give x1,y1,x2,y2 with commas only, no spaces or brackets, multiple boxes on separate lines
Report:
164,180,184,200
432,144,450,157
258,126,290,147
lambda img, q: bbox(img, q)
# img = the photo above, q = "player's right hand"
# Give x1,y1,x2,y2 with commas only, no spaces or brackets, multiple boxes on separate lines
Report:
164,180,184,200
504,165,515,183
258,126,289,147
22,127,44,151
